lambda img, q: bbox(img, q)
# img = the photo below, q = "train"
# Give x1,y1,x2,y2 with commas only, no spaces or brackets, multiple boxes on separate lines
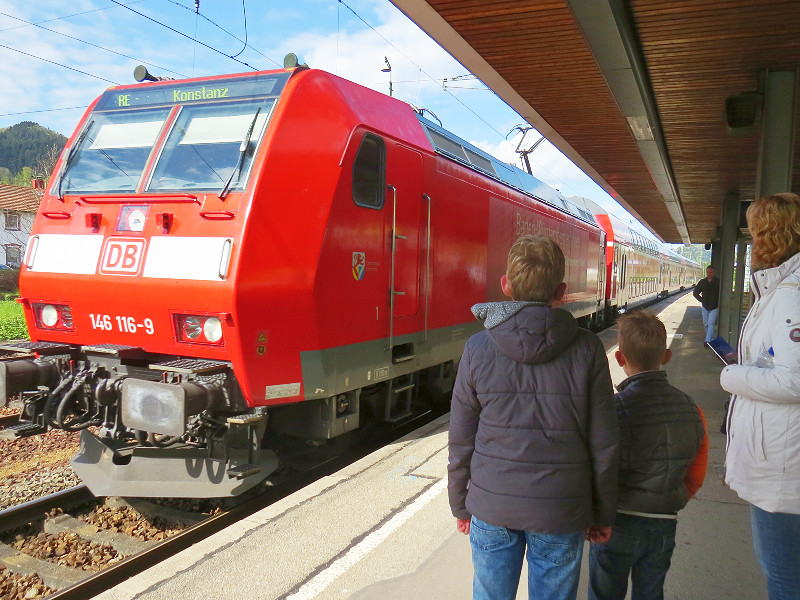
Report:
0,58,701,497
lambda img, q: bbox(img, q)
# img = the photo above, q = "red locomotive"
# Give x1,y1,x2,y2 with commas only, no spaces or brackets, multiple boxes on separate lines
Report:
0,59,700,497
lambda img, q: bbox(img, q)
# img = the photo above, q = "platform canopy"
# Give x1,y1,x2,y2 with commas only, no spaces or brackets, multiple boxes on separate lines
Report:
389,0,800,244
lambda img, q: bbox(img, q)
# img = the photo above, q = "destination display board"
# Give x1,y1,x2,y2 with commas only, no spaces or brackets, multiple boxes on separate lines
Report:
95,72,292,111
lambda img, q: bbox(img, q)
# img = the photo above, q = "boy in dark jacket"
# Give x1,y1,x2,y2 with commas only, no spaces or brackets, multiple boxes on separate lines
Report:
448,234,619,600
588,310,708,600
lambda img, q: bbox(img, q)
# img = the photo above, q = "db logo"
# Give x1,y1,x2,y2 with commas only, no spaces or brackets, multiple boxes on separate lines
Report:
99,238,146,275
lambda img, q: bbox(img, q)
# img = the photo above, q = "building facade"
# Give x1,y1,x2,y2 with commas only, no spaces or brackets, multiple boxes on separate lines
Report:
0,182,42,268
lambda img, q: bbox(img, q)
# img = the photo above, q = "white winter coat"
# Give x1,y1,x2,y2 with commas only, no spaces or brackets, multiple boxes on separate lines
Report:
720,252,800,514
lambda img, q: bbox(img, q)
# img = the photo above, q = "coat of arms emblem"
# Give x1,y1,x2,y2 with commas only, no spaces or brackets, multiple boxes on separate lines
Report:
352,252,365,281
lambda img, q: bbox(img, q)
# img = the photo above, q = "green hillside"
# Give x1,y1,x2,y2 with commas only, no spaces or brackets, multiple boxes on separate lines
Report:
0,121,67,182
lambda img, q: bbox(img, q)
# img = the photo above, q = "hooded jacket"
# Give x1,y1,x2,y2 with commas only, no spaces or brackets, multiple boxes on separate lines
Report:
721,252,800,514
448,301,619,534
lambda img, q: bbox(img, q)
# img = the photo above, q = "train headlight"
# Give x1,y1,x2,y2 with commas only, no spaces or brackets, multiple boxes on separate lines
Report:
40,305,58,327
33,303,75,331
182,316,203,340
203,317,223,343
174,314,225,345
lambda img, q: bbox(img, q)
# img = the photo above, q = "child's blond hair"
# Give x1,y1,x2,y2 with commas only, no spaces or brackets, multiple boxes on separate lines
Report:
506,235,565,302
617,311,667,371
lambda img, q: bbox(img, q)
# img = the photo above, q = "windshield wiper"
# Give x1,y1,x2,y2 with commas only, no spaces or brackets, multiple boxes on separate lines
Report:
219,107,261,199
57,125,92,200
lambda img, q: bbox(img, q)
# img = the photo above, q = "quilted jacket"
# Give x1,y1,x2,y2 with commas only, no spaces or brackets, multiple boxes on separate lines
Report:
447,301,619,533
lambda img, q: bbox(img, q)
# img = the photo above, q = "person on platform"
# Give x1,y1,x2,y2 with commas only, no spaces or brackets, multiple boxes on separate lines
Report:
588,310,708,600
448,234,619,600
693,265,720,344
720,192,800,600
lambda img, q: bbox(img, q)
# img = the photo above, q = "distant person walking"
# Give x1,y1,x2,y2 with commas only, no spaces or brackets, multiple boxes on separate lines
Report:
693,266,720,344
720,192,800,600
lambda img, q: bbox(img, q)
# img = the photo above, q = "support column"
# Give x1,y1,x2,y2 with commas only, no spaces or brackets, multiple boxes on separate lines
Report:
730,241,749,343
710,225,722,270
719,69,796,348
755,70,797,198
716,195,740,345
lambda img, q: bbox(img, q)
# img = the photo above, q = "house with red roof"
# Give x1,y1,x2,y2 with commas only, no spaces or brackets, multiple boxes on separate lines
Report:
0,181,43,268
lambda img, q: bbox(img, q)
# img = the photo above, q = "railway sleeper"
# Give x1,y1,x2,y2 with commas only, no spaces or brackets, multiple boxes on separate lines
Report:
0,540,84,591
44,513,151,556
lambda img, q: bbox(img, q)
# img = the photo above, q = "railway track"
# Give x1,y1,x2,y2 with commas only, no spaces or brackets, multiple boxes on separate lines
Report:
0,412,21,428
0,408,442,599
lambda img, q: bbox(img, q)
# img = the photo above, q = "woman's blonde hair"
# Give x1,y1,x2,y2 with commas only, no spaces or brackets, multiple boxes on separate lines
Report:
747,192,800,269
506,234,565,302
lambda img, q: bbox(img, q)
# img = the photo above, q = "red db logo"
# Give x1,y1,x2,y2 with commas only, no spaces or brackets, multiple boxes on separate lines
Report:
99,238,146,275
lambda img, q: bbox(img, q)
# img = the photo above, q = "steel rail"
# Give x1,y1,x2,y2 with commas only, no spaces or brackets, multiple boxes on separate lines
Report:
44,409,443,599
0,485,95,532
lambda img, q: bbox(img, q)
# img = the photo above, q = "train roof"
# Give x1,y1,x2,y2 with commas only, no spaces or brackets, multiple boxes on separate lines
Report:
413,112,701,269
416,115,597,226
591,207,701,267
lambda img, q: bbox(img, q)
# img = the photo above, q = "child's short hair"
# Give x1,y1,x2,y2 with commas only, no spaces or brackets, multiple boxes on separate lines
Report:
506,235,565,302
617,310,667,371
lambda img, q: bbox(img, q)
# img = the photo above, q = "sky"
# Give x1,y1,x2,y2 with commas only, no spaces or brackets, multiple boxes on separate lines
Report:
0,0,650,228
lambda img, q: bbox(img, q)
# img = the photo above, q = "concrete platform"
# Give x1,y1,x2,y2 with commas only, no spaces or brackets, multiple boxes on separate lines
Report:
96,291,767,600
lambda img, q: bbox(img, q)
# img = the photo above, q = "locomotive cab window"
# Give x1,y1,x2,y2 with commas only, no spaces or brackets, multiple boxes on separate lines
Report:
148,99,274,192
58,109,170,194
352,134,385,209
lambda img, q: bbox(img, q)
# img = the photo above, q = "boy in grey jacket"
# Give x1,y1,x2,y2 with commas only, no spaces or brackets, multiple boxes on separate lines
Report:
448,234,619,600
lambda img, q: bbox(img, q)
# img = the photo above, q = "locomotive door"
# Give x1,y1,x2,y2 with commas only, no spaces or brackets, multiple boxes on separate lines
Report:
386,144,423,322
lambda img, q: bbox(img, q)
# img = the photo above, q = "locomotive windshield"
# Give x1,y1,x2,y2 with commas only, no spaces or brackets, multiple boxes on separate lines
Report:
57,71,289,196
147,100,271,192
58,109,171,194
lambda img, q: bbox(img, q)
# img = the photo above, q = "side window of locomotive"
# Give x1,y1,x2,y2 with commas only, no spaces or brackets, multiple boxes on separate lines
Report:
148,99,273,192
352,134,385,209
59,109,170,194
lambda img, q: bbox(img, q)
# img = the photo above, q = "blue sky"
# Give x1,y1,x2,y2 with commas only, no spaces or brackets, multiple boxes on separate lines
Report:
0,0,646,224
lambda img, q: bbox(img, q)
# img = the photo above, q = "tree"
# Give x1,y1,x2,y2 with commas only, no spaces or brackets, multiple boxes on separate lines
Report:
674,244,711,266
0,122,67,175
33,143,63,182
11,167,32,187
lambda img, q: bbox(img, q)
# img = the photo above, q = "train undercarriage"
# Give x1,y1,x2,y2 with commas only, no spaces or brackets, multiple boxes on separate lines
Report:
0,340,455,498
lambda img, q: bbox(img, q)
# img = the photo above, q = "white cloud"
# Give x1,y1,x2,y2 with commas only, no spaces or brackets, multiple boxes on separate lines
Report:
271,5,464,107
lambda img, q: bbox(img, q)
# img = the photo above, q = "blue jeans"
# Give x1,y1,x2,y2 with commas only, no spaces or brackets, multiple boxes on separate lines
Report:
470,516,583,600
701,306,718,343
750,504,800,600
588,513,676,600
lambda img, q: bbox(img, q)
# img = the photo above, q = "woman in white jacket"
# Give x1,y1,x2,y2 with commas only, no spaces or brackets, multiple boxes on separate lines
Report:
720,192,800,600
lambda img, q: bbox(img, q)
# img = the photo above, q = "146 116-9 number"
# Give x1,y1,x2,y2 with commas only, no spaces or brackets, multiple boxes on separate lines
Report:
89,313,155,334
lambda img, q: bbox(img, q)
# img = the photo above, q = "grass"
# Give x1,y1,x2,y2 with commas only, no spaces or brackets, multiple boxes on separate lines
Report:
0,300,29,341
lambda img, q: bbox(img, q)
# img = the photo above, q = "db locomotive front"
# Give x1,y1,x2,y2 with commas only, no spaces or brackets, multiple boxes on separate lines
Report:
2,61,618,497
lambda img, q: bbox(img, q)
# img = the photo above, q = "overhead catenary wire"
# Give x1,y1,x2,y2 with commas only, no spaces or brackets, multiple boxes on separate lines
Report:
337,0,503,139
0,2,146,33
0,106,87,118
162,0,281,67
230,0,248,59
0,11,187,78
109,0,260,71
0,43,119,84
